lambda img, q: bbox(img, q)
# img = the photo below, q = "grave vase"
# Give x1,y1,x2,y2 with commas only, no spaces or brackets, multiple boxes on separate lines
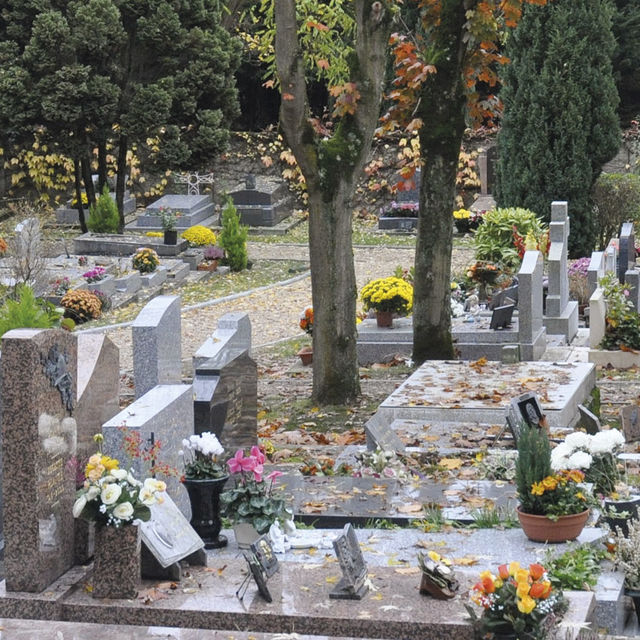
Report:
164,229,178,245
517,506,590,543
375,310,393,328
92,523,140,599
602,495,640,537
183,476,229,549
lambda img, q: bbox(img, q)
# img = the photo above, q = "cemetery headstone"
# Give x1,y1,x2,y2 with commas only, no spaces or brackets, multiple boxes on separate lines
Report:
625,269,640,313
378,170,420,231
588,288,606,349
621,404,640,442
103,385,194,516
505,392,546,444
489,304,515,330
140,493,205,579
618,222,636,283
544,201,578,342
133,295,182,399
604,239,618,275
239,535,278,603
330,523,368,600
229,176,293,227
139,194,214,229
1,329,77,592
193,315,257,451
364,416,406,453
577,404,601,435
490,282,518,310
517,250,547,360
173,172,215,196
587,251,605,298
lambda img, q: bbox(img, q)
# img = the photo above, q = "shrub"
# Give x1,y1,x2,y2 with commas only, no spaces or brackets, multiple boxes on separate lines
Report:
181,225,217,247
515,425,552,514
61,290,102,323
203,245,224,261
599,271,640,350
88,185,119,233
591,173,640,250
219,198,248,272
132,247,159,273
473,207,548,270
0,284,60,337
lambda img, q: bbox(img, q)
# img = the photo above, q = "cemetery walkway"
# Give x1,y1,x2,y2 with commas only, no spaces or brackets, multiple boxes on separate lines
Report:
103,243,477,374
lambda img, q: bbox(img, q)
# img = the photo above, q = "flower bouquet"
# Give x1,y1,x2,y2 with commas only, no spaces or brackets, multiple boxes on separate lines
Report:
466,562,565,639
516,425,592,542
132,247,159,273
299,306,313,335
220,446,286,536
467,260,501,286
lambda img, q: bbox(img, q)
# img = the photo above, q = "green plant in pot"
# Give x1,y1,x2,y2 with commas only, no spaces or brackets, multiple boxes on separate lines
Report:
220,446,286,547
181,432,229,549
360,276,413,328
515,425,592,543
159,207,179,244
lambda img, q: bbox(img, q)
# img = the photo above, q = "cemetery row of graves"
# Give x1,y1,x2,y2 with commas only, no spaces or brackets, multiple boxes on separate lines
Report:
0,184,639,640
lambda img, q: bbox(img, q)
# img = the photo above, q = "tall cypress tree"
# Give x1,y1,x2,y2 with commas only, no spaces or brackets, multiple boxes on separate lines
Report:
496,0,621,257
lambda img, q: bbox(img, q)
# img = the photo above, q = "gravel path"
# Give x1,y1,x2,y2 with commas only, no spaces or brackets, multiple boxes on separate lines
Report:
102,242,474,373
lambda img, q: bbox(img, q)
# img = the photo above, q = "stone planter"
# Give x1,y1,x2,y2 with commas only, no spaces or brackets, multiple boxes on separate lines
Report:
92,524,140,599
183,476,229,549
517,506,590,543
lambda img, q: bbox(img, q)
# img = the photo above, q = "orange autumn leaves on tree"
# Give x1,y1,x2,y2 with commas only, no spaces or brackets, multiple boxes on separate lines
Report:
381,0,549,133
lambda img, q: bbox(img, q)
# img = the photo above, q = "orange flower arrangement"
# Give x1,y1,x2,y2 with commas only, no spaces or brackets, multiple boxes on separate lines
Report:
525,469,590,519
299,306,313,335
466,562,565,639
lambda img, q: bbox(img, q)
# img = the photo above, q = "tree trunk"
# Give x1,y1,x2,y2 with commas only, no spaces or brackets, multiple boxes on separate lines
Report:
74,158,88,234
97,138,108,194
116,133,128,233
307,185,360,403
81,154,96,207
412,1,468,364
275,0,391,403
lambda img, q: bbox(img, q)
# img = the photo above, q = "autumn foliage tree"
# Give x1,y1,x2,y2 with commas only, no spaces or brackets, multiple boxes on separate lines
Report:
274,1,393,403
381,0,547,364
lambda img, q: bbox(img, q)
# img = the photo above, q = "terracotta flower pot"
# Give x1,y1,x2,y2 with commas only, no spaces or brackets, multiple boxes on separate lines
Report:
376,310,393,328
92,524,140,599
517,506,590,543
297,346,313,366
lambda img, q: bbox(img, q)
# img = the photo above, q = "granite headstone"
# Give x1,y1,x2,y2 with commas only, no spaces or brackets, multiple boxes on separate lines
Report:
618,222,636,283
330,523,368,600
577,404,601,435
621,405,640,442
1,329,77,592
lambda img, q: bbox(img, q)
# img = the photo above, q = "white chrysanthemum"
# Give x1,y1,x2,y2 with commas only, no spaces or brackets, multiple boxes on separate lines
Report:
551,443,573,467
101,483,122,505
73,495,87,518
551,455,571,472
567,451,593,470
590,429,625,454
113,502,134,520
564,431,591,451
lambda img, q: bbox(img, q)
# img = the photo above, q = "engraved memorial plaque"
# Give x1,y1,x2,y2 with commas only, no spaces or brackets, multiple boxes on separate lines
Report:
330,523,368,600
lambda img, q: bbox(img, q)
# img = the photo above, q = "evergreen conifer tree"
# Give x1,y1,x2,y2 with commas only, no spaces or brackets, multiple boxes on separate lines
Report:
496,0,621,257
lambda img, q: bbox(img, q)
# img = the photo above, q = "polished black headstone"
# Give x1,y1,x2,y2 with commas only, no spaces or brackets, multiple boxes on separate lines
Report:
490,304,515,330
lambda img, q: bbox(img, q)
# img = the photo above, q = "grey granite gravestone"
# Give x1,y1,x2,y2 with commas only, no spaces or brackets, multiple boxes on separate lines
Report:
517,250,547,360
621,405,640,442
604,239,618,275
330,523,368,600
587,251,605,298
193,313,257,451
544,201,578,342
577,404,601,435
618,222,636,283
588,287,606,348
103,385,193,516
505,392,545,444
378,170,420,231
229,176,293,227
138,194,214,229
133,296,182,399
140,493,205,575
490,282,518,310
1,329,77,592
364,415,406,453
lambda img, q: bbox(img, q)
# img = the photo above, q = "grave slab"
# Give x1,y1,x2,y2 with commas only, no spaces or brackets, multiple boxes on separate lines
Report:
374,360,595,428
138,194,215,229
55,192,136,225
73,233,188,257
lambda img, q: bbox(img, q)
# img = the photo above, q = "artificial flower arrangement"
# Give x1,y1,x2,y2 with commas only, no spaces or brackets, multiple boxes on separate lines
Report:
219,446,286,534
453,208,483,233
551,429,625,497
132,247,159,273
466,260,501,285
351,447,411,483
299,306,313,334
516,425,591,520
360,276,413,315
73,435,166,528
181,432,226,480
466,562,565,639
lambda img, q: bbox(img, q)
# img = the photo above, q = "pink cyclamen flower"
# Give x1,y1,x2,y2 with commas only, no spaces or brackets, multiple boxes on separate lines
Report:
227,449,257,474
253,464,264,483
250,445,266,465
265,470,283,482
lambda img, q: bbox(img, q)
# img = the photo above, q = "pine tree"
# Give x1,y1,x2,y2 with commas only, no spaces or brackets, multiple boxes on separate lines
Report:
496,0,621,257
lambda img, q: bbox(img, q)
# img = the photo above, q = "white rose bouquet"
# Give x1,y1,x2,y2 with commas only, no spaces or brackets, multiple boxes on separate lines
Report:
181,432,226,480
73,435,166,528
551,429,625,497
